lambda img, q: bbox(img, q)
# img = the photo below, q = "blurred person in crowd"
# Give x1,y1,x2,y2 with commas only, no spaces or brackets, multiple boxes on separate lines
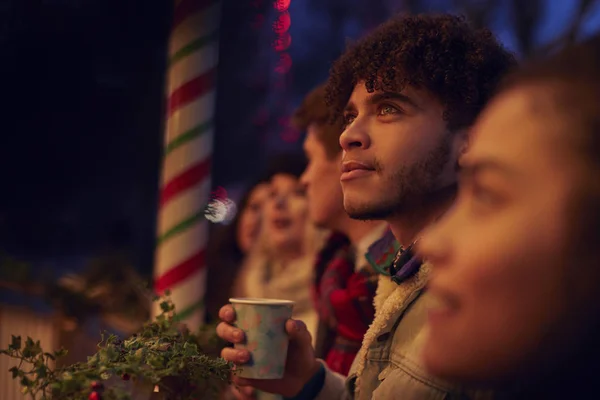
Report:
293,83,389,375
418,35,600,399
233,154,326,341
205,179,270,322
217,13,515,400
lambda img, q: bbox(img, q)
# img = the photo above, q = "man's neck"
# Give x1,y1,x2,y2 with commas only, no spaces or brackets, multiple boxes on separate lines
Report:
387,186,457,248
338,217,384,246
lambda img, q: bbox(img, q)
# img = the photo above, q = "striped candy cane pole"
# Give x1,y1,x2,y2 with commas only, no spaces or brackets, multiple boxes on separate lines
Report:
153,0,220,331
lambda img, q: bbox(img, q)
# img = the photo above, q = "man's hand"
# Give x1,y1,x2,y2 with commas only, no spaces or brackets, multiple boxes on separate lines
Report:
216,304,321,397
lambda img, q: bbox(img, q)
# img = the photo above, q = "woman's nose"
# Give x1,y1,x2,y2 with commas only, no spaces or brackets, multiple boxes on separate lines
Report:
274,194,287,209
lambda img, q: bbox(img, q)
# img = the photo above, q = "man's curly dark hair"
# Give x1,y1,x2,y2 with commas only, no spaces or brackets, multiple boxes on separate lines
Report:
326,14,517,131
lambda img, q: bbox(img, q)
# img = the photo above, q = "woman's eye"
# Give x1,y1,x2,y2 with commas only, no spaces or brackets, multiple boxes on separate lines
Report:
470,184,504,210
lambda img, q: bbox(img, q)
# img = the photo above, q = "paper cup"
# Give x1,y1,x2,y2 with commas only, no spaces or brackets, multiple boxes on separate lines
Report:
229,298,294,379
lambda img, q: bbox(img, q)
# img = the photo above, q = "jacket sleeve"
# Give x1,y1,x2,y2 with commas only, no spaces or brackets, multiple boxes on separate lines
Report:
314,361,352,400
288,360,352,400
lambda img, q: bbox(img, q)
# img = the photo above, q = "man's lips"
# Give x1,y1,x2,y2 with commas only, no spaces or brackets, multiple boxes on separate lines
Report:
341,161,375,181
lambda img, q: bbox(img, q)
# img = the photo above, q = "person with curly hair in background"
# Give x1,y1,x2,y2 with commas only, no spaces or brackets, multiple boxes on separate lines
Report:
216,14,515,400
294,84,389,376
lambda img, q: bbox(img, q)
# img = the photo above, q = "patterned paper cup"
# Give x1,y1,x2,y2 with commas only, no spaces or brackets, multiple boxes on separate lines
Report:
229,298,294,379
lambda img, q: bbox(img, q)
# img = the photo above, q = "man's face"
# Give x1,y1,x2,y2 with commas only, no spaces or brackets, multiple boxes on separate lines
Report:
300,125,345,229
339,82,462,219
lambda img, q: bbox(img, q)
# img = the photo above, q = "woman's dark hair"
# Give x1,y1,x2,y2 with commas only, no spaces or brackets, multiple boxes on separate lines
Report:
495,35,600,399
204,178,267,322
500,35,600,254
500,35,600,171
204,152,307,321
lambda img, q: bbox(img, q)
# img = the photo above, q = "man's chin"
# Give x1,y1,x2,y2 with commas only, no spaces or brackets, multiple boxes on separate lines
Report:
345,205,395,221
343,194,401,221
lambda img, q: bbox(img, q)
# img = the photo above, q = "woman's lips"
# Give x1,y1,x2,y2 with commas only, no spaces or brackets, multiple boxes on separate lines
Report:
272,217,292,229
427,286,460,326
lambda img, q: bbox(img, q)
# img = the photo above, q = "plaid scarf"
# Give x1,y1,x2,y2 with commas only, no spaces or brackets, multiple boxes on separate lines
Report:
312,232,379,375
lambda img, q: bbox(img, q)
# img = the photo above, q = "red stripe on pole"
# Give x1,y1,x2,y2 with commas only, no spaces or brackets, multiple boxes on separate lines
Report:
168,67,217,116
155,249,206,293
173,0,216,29
160,156,211,207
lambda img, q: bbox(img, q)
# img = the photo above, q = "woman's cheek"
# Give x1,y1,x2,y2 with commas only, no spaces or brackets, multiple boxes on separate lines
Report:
291,198,308,217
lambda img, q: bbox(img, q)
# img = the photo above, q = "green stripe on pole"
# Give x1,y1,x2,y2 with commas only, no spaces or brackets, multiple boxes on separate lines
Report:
157,211,204,245
169,30,220,66
164,120,213,157
174,298,205,322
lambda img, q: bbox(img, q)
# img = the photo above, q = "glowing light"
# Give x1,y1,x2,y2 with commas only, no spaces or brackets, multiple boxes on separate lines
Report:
205,198,237,224
272,32,291,52
272,11,291,34
274,53,292,74
211,186,228,201
273,0,290,12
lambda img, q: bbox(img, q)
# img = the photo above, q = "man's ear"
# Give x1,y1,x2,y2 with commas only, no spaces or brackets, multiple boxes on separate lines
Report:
451,128,470,160
452,128,470,172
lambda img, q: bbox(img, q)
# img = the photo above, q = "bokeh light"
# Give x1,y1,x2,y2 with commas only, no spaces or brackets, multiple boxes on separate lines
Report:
272,11,291,34
273,0,291,13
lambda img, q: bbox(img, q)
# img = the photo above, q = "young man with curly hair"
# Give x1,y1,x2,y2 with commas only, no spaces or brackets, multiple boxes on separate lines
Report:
217,14,516,400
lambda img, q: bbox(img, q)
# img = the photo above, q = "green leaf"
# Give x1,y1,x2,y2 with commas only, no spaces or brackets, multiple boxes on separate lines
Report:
10,335,21,350
53,348,68,358
20,375,32,388
36,365,47,379
9,366,19,379
22,337,42,357
160,301,170,312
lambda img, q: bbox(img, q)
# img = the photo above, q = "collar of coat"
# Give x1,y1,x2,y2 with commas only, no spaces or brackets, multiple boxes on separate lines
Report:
353,262,431,394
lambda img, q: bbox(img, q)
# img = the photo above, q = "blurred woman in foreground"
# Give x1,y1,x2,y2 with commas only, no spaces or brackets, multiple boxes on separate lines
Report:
418,36,600,399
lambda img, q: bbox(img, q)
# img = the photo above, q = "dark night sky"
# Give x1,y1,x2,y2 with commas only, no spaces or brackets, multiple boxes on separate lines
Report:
0,0,598,275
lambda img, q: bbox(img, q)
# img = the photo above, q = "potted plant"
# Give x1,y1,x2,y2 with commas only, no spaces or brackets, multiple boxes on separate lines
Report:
1,292,233,400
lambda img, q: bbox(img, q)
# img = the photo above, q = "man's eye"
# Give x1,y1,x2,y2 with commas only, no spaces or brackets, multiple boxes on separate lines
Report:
378,104,400,116
343,113,356,126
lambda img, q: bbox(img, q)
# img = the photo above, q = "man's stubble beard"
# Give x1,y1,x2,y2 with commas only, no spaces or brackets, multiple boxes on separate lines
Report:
345,135,452,221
